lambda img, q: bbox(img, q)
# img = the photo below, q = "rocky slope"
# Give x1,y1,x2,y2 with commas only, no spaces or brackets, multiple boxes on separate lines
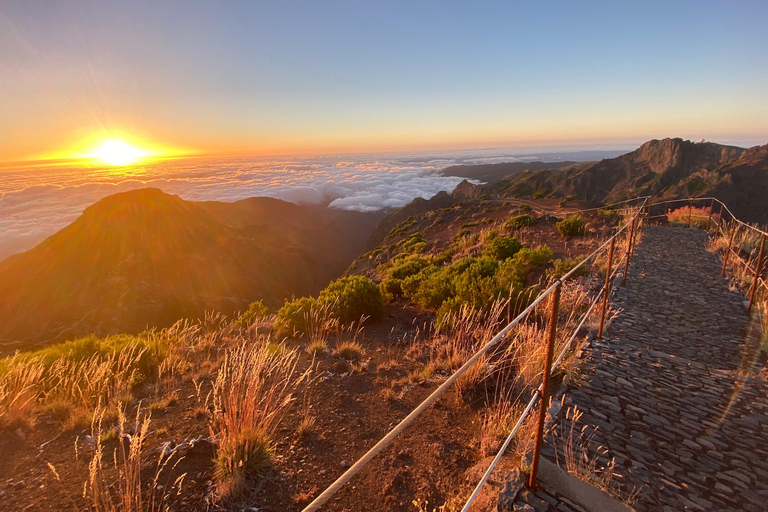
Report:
486,138,768,223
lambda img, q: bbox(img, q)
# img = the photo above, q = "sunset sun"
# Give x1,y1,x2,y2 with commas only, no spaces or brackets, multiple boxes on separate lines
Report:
90,139,148,166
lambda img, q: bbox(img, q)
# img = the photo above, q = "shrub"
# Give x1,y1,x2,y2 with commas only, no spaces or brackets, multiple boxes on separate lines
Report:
483,236,523,260
505,214,536,230
276,296,317,335
518,204,532,212
546,257,589,280
236,300,268,329
378,255,431,299
399,232,427,254
557,214,586,237
318,275,385,325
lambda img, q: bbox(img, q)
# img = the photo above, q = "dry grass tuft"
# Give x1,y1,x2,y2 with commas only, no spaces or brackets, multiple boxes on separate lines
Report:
70,405,185,512
211,340,307,499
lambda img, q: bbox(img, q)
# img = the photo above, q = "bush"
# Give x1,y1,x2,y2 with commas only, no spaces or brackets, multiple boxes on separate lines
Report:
505,214,536,231
666,206,717,229
318,275,385,325
236,300,268,328
546,257,589,280
483,236,523,261
399,233,428,254
379,255,431,298
276,296,317,334
518,204,532,212
556,214,586,237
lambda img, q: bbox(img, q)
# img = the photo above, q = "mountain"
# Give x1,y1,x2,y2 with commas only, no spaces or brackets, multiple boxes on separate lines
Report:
0,188,382,348
485,138,768,223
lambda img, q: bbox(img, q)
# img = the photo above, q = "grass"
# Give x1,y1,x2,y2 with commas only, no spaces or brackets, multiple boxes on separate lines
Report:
211,339,308,499
335,341,364,361
53,405,186,512
666,205,718,229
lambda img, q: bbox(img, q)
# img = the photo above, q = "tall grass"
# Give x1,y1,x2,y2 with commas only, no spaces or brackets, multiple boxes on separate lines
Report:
73,406,185,512
666,205,717,228
211,339,308,498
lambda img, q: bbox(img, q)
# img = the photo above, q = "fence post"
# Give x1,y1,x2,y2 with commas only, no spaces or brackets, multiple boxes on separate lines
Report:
528,282,561,490
706,198,715,232
715,204,724,237
687,199,693,228
722,222,737,277
622,217,636,287
747,234,766,315
598,237,616,339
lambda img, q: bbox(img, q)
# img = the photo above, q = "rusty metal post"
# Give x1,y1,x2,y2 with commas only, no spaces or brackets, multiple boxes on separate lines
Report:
747,234,766,314
722,222,737,277
706,198,714,232
598,237,616,339
715,204,724,237
687,199,693,227
528,282,561,490
622,216,637,287
629,213,638,260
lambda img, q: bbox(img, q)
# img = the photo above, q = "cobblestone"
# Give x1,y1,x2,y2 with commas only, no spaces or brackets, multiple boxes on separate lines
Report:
544,226,768,511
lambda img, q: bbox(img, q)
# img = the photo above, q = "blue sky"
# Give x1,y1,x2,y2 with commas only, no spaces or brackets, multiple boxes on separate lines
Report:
1,0,767,160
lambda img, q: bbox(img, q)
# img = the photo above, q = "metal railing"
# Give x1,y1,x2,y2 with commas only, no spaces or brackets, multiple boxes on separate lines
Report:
301,195,765,512
302,197,649,512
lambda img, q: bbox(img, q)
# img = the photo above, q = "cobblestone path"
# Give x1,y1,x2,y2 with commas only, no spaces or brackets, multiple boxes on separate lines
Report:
547,226,768,511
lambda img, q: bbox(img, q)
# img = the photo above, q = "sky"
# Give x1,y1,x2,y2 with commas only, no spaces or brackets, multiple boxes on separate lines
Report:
1,0,768,162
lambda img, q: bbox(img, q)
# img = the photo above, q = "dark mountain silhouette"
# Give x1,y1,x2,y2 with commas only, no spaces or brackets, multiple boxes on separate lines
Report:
0,188,382,347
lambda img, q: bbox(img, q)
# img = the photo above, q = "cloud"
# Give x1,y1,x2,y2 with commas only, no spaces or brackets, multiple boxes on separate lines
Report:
0,153,475,258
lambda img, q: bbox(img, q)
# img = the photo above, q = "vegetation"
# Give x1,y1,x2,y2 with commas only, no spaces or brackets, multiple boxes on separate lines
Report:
212,342,307,498
556,214,586,237
546,257,589,280
505,214,536,231
235,300,268,328
666,205,717,229
277,275,385,334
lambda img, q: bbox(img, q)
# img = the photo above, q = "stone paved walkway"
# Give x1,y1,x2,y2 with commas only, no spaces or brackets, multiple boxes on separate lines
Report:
545,226,768,512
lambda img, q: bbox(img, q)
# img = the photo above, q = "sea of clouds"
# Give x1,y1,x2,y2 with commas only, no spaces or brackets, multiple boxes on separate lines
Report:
0,147,628,260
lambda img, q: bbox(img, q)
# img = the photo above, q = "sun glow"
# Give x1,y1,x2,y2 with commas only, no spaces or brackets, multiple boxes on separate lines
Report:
90,140,149,166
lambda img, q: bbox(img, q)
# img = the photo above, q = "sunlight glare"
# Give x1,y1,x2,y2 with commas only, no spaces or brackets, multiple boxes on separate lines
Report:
91,140,148,166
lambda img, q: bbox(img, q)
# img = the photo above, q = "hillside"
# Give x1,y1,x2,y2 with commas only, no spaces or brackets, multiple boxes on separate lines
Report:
485,138,768,223
0,188,381,348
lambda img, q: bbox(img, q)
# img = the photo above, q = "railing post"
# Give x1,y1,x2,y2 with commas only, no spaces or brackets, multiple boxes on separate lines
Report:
622,216,636,287
706,198,714,232
715,204,724,237
721,222,737,277
528,282,561,490
747,234,766,315
687,199,693,228
598,237,616,339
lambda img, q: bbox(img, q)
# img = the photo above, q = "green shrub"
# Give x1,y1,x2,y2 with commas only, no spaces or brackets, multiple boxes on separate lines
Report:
399,232,427,254
379,255,431,298
546,257,589,280
318,275,384,325
482,236,523,260
504,214,536,230
276,296,318,334
518,204,532,212
454,229,472,240
556,214,586,237
236,300,268,328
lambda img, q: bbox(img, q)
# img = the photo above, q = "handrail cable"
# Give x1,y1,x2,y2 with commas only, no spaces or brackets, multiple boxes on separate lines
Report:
300,201,645,512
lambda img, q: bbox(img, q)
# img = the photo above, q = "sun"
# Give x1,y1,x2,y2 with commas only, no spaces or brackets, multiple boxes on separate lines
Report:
90,140,149,166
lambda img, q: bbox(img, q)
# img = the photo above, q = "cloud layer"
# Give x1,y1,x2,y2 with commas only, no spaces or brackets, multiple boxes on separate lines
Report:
0,153,480,259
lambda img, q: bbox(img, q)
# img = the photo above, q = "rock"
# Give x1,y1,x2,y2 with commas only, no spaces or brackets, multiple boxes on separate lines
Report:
497,469,525,511
340,460,351,469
